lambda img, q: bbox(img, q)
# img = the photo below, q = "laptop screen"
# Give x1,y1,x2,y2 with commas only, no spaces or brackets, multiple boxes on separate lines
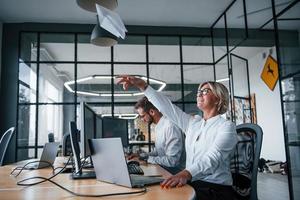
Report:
38,142,59,168
90,138,132,187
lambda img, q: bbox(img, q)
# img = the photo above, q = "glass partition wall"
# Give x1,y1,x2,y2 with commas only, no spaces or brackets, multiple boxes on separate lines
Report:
211,0,251,123
211,0,299,199
17,31,218,160
15,0,260,163
274,1,300,199
18,26,254,159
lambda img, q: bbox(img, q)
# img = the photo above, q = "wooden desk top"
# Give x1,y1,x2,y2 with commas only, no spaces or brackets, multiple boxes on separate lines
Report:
0,158,195,200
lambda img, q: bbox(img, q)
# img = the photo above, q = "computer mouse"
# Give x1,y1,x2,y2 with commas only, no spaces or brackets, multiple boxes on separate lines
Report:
127,160,140,166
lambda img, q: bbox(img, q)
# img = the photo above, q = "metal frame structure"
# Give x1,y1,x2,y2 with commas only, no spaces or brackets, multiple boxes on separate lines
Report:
210,0,300,199
271,1,300,199
16,31,214,160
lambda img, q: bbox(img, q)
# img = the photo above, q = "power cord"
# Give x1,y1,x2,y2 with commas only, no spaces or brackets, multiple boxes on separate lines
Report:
14,156,71,186
10,160,55,177
13,156,147,197
17,176,147,197
53,156,75,173
69,155,91,176
78,156,91,170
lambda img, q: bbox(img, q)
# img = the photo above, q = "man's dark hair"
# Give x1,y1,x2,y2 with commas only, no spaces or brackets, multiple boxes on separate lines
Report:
134,97,158,112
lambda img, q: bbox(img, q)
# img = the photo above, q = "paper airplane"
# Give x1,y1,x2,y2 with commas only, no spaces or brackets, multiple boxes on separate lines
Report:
96,4,127,39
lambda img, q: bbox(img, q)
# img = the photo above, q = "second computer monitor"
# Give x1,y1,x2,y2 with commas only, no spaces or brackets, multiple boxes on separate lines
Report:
102,117,128,148
80,101,128,157
80,102,96,158
95,115,103,139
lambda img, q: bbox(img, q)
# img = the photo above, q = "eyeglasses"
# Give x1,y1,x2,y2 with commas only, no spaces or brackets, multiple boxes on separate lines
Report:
197,88,211,97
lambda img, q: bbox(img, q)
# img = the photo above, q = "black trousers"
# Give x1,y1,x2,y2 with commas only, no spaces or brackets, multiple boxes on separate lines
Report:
189,180,234,200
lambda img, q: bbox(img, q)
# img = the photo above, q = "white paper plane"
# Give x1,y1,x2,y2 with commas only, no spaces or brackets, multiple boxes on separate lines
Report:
96,4,127,39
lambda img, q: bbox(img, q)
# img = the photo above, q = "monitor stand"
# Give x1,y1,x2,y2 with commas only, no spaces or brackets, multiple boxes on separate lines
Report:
71,171,96,179
68,122,96,180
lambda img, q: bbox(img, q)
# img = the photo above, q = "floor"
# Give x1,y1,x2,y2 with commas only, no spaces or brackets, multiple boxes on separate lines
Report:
257,172,289,200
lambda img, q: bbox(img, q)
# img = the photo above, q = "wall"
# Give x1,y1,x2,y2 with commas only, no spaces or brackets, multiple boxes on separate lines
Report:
0,22,2,92
248,47,286,161
0,24,19,164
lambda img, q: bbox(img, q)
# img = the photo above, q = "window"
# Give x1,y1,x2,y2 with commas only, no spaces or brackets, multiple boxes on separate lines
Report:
17,32,215,160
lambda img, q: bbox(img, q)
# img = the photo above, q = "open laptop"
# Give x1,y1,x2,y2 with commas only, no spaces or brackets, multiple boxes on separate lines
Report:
89,138,164,188
27,142,60,169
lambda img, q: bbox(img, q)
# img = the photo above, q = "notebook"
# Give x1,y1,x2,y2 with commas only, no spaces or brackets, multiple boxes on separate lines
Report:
89,138,163,188
27,142,60,169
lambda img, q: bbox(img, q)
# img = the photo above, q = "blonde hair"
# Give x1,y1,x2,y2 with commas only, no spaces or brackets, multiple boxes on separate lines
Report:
199,81,229,114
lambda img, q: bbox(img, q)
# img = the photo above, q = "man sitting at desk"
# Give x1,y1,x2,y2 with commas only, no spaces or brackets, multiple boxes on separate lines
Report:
128,97,185,174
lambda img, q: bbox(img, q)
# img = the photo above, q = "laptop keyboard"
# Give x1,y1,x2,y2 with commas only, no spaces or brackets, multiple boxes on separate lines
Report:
127,163,144,175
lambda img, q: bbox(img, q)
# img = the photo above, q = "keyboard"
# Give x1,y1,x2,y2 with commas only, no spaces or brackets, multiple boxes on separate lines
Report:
127,163,144,175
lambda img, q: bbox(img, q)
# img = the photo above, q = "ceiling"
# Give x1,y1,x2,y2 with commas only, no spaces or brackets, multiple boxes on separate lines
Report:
2,0,297,115
0,0,295,28
0,0,231,27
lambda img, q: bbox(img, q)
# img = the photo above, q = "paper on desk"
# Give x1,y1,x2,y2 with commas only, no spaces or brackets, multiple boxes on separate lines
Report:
96,4,127,39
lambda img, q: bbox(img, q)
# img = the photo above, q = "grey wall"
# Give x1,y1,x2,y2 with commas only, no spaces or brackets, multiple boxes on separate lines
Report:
0,21,2,93
248,47,286,161
0,24,19,164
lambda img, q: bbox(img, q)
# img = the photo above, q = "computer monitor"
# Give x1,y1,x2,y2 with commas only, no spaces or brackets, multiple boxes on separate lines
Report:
69,121,95,179
102,117,129,147
95,115,103,139
69,121,82,174
80,102,96,158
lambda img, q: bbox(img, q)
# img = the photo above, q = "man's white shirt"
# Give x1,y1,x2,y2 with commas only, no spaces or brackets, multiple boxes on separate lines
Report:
146,116,185,169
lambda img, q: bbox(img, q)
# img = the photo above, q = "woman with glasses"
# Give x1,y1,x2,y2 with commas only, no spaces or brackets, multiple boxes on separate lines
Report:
117,75,237,200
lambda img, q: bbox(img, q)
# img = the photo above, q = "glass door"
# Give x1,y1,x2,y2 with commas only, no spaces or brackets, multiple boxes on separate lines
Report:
277,1,300,199
230,54,253,125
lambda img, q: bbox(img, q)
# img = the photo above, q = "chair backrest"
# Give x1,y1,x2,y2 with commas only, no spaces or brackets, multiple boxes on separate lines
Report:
0,127,15,166
48,133,55,143
62,133,72,156
230,123,263,200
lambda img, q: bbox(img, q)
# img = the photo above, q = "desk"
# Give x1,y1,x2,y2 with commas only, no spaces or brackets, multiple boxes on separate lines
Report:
0,158,195,200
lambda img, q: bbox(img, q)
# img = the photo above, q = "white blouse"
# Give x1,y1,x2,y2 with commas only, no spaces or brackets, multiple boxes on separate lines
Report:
144,86,237,185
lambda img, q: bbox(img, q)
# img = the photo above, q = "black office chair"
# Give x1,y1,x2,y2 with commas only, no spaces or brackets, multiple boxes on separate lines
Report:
230,123,263,200
48,132,55,143
62,133,72,156
0,127,15,166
